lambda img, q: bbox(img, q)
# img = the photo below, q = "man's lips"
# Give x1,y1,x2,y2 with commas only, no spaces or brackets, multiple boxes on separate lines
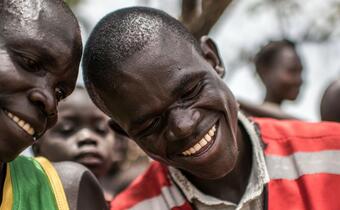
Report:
74,152,104,165
180,121,218,157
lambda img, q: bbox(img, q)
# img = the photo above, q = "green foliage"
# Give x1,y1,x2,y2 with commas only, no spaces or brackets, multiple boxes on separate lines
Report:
64,0,82,7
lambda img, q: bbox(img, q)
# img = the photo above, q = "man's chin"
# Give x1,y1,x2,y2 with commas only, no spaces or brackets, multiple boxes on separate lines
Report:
0,149,21,163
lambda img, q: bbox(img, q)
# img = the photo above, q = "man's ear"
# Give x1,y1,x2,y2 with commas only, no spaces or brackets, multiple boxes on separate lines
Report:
108,119,129,137
200,36,225,78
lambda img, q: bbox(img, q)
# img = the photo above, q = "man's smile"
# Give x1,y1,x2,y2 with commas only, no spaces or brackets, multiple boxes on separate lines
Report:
3,109,36,138
181,122,217,157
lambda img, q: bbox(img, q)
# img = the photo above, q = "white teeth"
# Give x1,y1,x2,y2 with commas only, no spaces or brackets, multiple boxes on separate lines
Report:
13,116,20,123
199,139,208,147
27,127,35,136
23,123,30,131
182,123,217,156
4,110,36,137
18,120,25,127
194,144,202,151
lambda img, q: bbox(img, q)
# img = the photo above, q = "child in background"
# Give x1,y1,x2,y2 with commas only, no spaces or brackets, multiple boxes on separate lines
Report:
33,86,149,202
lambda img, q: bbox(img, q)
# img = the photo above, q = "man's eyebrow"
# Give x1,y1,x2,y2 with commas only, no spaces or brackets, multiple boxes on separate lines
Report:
132,112,156,127
171,72,206,97
7,40,57,68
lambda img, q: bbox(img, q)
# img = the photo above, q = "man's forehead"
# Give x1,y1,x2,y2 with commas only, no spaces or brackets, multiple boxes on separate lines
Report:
2,0,42,21
1,0,77,42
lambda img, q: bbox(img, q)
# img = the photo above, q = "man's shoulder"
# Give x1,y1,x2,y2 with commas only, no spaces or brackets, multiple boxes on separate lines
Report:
254,118,340,139
253,118,340,155
53,161,107,210
111,161,173,210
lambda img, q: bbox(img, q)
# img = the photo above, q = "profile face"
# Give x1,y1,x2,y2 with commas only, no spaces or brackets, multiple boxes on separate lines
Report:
97,37,240,180
37,89,115,177
0,2,81,162
264,47,303,101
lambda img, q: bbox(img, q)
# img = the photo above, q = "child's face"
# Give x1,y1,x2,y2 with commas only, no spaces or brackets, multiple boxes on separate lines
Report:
95,37,240,180
38,89,115,177
0,4,81,162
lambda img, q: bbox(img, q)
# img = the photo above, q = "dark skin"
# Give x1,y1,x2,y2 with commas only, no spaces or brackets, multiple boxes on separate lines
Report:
89,35,252,203
259,47,303,105
35,87,116,200
239,46,303,119
0,1,106,209
320,78,340,122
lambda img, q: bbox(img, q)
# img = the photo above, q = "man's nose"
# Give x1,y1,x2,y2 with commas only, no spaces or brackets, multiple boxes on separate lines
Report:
166,108,200,142
28,88,58,127
28,88,57,117
76,128,99,147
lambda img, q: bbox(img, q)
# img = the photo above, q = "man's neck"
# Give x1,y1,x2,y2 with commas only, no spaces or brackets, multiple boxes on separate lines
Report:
264,93,283,105
183,124,253,203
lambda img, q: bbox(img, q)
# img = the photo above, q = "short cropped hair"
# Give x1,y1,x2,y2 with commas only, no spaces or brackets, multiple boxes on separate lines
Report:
83,7,201,96
254,39,296,73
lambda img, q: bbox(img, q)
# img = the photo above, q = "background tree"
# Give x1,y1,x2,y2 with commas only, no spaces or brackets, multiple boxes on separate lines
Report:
180,0,233,39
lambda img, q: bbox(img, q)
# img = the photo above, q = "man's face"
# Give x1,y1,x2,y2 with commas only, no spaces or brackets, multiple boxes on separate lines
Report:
265,47,303,101
37,89,115,177
98,37,239,180
0,3,81,162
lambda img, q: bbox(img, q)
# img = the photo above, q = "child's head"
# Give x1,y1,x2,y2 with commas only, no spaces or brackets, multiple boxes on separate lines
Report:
0,0,82,162
255,39,303,103
83,7,240,180
33,86,115,178
320,79,340,122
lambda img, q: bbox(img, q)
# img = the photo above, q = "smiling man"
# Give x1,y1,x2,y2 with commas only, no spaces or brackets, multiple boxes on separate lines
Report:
83,7,340,210
0,0,106,209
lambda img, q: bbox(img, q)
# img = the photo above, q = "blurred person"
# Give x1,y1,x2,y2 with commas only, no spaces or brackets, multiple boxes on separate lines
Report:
83,7,340,210
239,40,303,119
33,86,116,201
0,0,106,209
33,86,150,202
100,134,150,198
320,78,340,122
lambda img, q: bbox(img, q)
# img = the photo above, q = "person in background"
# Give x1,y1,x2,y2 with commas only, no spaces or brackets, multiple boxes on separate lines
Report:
0,0,106,209
239,40,303,119
33,86,116,201
320,78,340,122
100,133,150,198
33,86,150,202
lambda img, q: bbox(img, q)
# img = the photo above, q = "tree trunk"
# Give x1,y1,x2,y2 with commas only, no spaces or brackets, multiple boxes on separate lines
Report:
180,0,233,39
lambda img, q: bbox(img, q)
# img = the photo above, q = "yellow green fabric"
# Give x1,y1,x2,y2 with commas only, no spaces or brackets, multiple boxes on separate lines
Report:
35,157,69,210
0,164,13,210
0,156,68,210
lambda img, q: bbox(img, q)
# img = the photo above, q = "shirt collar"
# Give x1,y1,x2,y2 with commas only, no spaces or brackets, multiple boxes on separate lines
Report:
169,111,269,207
